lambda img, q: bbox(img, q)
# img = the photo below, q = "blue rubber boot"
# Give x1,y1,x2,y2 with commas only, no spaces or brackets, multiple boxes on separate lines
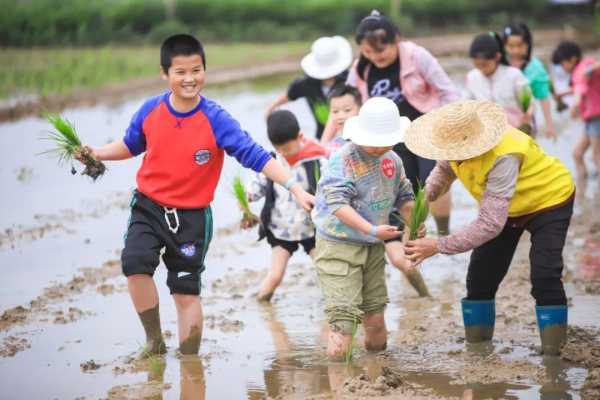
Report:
461,298,495,343
536,305,567,356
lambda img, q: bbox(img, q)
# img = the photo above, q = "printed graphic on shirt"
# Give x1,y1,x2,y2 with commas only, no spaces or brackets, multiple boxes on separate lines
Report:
370,79,404,103
381,158,396,179
194,149,211,165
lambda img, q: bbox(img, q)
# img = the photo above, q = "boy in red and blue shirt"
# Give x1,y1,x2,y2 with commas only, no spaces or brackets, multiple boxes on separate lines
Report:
81,34,314,356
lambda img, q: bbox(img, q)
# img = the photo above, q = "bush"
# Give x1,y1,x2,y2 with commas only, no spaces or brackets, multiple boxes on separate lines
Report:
147,19,191,44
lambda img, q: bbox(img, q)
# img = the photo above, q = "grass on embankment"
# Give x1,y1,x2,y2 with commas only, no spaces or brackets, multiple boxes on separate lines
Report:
0,42,309,100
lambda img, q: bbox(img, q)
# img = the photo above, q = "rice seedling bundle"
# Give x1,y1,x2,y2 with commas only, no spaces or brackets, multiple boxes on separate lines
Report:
42,113,106,180
232,175,260,228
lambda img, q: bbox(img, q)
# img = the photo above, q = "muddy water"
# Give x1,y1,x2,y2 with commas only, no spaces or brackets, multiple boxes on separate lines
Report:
0,62,599,399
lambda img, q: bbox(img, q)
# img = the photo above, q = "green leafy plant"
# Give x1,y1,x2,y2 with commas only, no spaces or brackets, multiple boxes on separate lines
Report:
517,86,532,113
232,175,260,228
41,113,106,180
313,101,330,126
516,87,533,135
408,185,429,240
345,318,359,365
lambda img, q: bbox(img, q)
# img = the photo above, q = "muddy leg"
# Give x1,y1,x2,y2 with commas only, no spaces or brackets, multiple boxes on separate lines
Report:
257,246,291,302
327,323,353,360
363,312,387,351
573,133,590,181
173,294,203,355
590,136,600,178
128,275,165,356
180,355,205,400
385,241,431,297
430,192,451,236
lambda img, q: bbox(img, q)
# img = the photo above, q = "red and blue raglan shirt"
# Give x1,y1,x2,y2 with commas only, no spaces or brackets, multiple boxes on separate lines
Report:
124,92,272,209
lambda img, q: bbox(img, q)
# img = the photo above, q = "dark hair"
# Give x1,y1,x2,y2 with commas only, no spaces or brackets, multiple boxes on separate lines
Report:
267,110,300,145
469,32,508,66
502,23,533,67
328,83,362,106
552,41,582,65
355,10,400,79
160,34,206,73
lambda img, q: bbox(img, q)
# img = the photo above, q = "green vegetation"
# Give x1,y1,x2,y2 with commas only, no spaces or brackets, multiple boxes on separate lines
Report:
0,0,593,47
408,185,429,241
0,42,308,99
345,318,359,365
42,113,106,180
232,175,260,228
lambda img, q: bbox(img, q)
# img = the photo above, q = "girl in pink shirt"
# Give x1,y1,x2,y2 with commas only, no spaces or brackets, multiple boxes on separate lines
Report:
553,41,600,182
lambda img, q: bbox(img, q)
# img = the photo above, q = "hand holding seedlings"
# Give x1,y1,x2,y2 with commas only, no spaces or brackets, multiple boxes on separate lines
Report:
232,175,260,229
517,87,534,135
41,114,106,180
405,237,439,266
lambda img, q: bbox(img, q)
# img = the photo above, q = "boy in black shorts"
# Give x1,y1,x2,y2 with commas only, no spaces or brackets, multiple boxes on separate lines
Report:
80,34,314,356
246,110,327,301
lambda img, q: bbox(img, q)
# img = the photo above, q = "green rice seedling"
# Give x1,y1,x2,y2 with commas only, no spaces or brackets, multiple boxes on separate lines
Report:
517,86,532,113
147,354,166,379
408,185,429,240
41,113,106,180
232,175,260,228
517,87,534,135
345,318,359,365
313,101,330,126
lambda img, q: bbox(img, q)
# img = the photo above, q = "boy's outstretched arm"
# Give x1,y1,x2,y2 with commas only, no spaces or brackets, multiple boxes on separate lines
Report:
79,138,133,162
261,159,315,211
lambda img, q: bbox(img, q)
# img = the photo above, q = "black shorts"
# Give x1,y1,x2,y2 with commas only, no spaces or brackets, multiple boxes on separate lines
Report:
393,143,437,191
265,229,315,255
121,191,213,296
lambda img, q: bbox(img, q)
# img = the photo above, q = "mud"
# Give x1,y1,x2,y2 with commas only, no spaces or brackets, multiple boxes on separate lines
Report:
80,359,102,372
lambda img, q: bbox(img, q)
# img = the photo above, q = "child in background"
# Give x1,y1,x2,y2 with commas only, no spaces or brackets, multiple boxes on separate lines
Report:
466,32,533,132
321,84,430,297
266,36,353,139
552,41,600,181
246,110,327,302
78,34,314,356
312,97,419,360
502,23,557,140
320,84,361,155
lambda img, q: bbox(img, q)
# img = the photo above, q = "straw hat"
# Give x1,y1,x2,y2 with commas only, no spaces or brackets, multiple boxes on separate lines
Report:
343,97,410,147
301,36,353,80
405,100,508,161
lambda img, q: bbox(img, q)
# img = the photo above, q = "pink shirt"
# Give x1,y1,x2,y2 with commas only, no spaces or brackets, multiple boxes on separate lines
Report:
573,57,600,121
347,41,459,113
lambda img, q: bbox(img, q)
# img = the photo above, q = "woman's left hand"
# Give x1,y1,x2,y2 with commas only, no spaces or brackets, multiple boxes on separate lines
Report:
405,238,439,265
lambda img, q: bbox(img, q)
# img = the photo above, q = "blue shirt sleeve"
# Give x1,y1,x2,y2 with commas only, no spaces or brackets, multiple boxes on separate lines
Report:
207,101,272,172
123,95,162,156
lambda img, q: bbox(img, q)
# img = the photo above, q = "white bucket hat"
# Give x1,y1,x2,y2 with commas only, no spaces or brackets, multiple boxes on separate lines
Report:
405,100,508,161
301,36,353,80
343,97,410,147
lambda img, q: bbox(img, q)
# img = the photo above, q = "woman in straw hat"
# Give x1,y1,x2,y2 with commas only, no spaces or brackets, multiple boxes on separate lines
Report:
404,100,575,356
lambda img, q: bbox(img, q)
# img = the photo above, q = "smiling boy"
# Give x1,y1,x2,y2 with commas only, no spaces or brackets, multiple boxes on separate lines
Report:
80,34,314,356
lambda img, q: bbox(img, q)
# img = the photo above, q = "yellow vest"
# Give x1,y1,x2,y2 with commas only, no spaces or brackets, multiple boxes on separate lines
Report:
449,128,574,217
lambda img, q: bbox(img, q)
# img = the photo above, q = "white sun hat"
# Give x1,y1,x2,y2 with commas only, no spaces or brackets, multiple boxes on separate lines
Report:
300,36,353,80
343,97,411,147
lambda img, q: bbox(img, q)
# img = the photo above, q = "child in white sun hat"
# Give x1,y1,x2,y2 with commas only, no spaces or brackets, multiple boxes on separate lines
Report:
312,96,422,360
266,36,353,139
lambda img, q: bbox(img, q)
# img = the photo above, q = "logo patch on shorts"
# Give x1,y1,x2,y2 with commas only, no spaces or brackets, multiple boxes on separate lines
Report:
381,158,396,179
180,243,196,257
194,149,211,165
